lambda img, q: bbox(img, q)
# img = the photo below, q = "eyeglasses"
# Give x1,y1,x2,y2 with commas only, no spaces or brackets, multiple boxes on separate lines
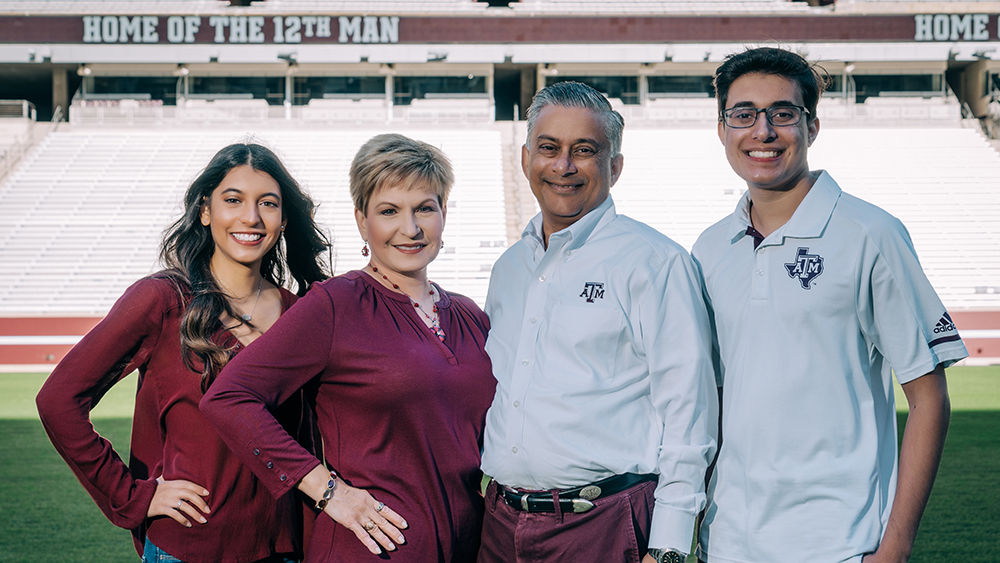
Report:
721,105,809,128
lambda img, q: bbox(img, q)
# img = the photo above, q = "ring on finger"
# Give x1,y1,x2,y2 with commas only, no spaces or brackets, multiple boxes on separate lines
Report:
375,502,385,513
363,521,376,532
177,500,184,509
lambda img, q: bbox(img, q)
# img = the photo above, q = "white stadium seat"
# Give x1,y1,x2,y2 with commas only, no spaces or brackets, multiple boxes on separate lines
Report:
0,128,506,312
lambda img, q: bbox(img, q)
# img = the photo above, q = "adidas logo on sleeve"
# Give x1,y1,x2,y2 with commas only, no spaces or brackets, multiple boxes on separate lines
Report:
929,312,961,347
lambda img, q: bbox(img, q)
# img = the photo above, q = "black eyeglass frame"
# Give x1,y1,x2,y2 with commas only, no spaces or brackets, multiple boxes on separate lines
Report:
719,105,810,128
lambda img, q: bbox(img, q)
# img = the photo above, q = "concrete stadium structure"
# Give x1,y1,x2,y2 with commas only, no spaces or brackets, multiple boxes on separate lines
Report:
1,0,999,369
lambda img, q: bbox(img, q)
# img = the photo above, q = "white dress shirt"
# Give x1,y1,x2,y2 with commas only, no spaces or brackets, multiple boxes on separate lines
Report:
692,172,968,563
481,196,718,550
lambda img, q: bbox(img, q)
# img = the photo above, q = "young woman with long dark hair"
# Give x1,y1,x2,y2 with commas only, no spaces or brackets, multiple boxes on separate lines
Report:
36,143,330,563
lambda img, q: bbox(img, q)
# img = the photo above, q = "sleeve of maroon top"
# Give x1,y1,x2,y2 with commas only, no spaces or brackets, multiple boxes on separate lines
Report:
201,283,334,499
35,277,169,530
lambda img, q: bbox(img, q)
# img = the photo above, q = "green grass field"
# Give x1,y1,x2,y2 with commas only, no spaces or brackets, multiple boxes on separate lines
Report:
3,367,998,562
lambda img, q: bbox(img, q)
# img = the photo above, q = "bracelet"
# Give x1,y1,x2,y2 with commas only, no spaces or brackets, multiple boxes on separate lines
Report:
315,470,338,510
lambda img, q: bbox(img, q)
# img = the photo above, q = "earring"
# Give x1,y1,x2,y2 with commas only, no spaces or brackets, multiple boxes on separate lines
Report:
440,240,444,249
280,225,285,231
361,241,369,257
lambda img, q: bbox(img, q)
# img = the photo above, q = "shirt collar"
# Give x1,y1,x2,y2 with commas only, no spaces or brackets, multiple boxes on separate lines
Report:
727,170,841,246
522,196,617,254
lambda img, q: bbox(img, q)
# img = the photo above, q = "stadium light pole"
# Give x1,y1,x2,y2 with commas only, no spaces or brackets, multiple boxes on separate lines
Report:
278,53,298,121
844,63,856,119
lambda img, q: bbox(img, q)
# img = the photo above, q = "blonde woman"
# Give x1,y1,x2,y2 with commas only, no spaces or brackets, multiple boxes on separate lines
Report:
202,134,495,562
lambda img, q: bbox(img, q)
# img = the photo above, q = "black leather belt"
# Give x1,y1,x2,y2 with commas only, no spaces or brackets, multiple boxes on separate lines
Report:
500,473,656,514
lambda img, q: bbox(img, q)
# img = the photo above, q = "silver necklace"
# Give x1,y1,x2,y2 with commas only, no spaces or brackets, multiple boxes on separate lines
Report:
369,264,445,342
240,277,263,322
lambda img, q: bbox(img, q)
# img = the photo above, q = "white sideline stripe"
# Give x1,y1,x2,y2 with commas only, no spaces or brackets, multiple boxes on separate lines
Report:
0,336,83,345
942,330,1000,339
2,330,1000,345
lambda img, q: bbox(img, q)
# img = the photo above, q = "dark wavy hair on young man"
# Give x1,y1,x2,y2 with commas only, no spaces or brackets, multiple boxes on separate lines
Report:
713,47,828,122
159,142,331,391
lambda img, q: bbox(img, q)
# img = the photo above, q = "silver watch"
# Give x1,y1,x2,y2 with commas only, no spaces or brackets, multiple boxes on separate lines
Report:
646,548,684,563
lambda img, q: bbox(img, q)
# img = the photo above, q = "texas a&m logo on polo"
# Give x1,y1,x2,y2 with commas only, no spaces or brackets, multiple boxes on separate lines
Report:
579,282,605,303
785,247,824,290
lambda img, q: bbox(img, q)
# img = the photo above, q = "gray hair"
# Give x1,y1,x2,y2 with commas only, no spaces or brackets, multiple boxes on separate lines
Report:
525,81,625,159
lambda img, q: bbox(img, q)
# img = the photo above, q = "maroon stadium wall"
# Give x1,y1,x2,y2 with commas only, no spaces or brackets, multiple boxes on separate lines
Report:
0,13,999,45
1,312,998,369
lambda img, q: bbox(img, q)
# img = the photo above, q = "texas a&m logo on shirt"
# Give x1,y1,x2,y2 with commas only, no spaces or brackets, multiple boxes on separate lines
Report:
579,282,605,303
785,247,824,290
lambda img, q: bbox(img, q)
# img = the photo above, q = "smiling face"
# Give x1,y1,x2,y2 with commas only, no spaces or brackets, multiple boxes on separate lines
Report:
719,73,819,195
201,165,285,272
522,104,624,242
355,182,446,280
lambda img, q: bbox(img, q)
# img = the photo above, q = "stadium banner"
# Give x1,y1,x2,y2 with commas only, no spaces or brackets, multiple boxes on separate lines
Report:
0,14,998,45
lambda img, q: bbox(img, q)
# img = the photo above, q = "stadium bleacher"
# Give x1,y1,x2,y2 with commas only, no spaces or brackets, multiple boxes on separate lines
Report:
509,0,814,13
1,0,999,366
613,123,1000,311
0,0,233,14
0,128,506,313
3,116,997,316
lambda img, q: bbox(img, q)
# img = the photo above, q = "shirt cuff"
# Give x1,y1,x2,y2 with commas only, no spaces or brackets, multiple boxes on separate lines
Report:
648,505,696,556
648,546,690,556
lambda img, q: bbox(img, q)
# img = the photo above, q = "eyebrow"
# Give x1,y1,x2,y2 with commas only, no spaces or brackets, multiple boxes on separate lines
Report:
536,134,601,147
374,197,438,208
221,187,281,200
729,100,799,109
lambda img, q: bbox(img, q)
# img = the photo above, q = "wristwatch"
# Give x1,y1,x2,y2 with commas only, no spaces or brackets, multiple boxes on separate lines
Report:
646,548,684,563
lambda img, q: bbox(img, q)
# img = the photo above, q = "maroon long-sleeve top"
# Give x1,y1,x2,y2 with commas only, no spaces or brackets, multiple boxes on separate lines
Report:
36,274,303,563
201,270,496,563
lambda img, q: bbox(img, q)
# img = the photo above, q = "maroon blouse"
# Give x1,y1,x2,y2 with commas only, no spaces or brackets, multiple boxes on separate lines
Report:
201,270,496,563
36,274,303,563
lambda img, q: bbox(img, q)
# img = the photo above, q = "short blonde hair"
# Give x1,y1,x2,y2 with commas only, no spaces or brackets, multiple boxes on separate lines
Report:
350,134,454,213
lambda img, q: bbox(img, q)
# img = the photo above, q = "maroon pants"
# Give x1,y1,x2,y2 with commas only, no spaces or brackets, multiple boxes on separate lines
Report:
477,478,656,563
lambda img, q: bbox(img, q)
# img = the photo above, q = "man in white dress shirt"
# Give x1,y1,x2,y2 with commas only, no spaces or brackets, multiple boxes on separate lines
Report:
694,47,967,563
477,81,718,563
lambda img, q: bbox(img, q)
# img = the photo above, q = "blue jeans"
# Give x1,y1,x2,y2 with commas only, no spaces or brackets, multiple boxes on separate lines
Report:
142,539,182,563
142,538,299,563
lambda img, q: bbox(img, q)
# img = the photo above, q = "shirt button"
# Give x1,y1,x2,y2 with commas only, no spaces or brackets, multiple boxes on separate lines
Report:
511,446,518,454
267,462,274,469
539,274,546,282
529,317,537,324
521,359,529,366
564,250,572,257
756,270,764,277
279,474,287,481
513,400,520,408
253,449,261,456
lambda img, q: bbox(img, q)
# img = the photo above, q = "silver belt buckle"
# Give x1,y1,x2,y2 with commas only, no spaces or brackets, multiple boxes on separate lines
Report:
521,494,530,511
579,485,602,500
571,498,595,513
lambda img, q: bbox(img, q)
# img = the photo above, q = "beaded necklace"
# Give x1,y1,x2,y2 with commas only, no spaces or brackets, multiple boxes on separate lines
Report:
370,264,446,342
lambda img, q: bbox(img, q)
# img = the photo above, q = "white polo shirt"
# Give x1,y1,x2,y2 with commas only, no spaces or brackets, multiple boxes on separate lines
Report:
692,171,968,563
482,196,719,551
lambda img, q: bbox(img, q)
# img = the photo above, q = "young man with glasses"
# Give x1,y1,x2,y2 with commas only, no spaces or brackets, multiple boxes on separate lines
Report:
692,47,967,563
